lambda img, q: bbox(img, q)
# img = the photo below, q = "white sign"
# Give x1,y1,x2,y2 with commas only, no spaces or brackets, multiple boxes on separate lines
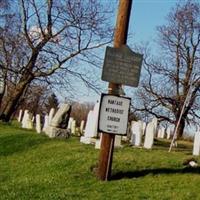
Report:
98,94,130,135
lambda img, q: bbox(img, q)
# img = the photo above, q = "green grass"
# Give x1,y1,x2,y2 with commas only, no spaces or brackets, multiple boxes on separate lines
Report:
0,122,200,200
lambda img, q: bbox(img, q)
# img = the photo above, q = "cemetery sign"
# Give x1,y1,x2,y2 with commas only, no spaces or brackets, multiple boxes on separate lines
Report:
98,94,131,135
101,45,143,87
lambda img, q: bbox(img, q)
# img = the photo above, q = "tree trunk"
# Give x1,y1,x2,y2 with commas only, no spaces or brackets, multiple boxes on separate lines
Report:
176,117,185,139
0,81,31,122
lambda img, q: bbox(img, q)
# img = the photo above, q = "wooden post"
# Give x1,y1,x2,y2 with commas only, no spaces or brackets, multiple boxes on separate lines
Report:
97,0,132,181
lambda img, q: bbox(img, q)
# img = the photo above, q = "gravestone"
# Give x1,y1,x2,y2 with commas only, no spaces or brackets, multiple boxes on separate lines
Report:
166,126,171,139
157,128,162,138
130,121,143,146
142,122,146,136
22,110,28,128
48,108,55,125
46,103,71,138
80,101,100,144
151,118,158,136
144,122,154,149
80,120,85,135
18,109,23,122
160,127,165,139
32,116,35,122
71,120,76,135
67,117,73,130
26,113,33,129
193,128,200,156
157,127,165,138
42,114,49,133
115,135,123,147
36,114,41,133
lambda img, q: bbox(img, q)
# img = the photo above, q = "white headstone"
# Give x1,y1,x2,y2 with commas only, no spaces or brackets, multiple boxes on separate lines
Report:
71,120,76,135
115,135,122,147
22,110,28,128
36,114,41,133
84,109,98,138
160,127,165,139
67,117,73,130
80,101,100,144
26,113,33,129
48,108,55,124
92,101,100,137
142,122,146,136
193,129,200,156
18,109,23,122
80,120,85,135
157,128,162,138
144,122,154,149
130,121,143,146
151,118,158,136
157,127,165,138
43,114,49,133
166,127,171,139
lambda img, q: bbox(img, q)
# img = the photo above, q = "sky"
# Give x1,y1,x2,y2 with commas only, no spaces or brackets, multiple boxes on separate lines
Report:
130,0,178,44
75,0,180,103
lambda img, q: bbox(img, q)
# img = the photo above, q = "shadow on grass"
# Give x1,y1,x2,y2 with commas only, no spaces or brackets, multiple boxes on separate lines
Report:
0,133,48,156
111,167,200,180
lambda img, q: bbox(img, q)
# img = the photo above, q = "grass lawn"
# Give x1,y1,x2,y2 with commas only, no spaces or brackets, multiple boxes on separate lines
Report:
0,122,200,200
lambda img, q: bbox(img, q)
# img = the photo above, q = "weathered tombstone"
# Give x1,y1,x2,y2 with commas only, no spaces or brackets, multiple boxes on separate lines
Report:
92,101,100,137
48,108,55,124
193,128,200,156
36,114,41,133
46,103,71,138
160,127,165,139
80,111,94,144
80,101,100,144
166,126,171,139
22,110,28,128
144,122,154,149
71,120,76,135
157,128,162,138
130,121,143,146
157,126,165,139
42,114,49,133
151,117,158,136
26,113,33,129
115,135,123,147
67,117,73,130
80,120,85,135
142,122,146,136
18,109,23,122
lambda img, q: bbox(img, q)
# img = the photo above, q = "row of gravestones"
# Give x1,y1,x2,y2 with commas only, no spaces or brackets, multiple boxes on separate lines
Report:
18,101,200,156
80,101,200,156
18,103,85,139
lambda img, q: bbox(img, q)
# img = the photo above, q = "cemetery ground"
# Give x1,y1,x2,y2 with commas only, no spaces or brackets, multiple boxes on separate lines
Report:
1,122,200,200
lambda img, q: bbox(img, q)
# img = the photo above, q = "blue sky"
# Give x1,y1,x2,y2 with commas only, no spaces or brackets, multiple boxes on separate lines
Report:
74,0,180,103
130,0,179,44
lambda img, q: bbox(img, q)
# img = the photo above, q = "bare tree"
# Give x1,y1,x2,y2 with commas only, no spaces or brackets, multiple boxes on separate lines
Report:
70,101,94,126
134,1,200,138
0,0,113,121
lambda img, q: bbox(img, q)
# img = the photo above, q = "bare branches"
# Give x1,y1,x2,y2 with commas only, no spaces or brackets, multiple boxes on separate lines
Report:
134,1,200,137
